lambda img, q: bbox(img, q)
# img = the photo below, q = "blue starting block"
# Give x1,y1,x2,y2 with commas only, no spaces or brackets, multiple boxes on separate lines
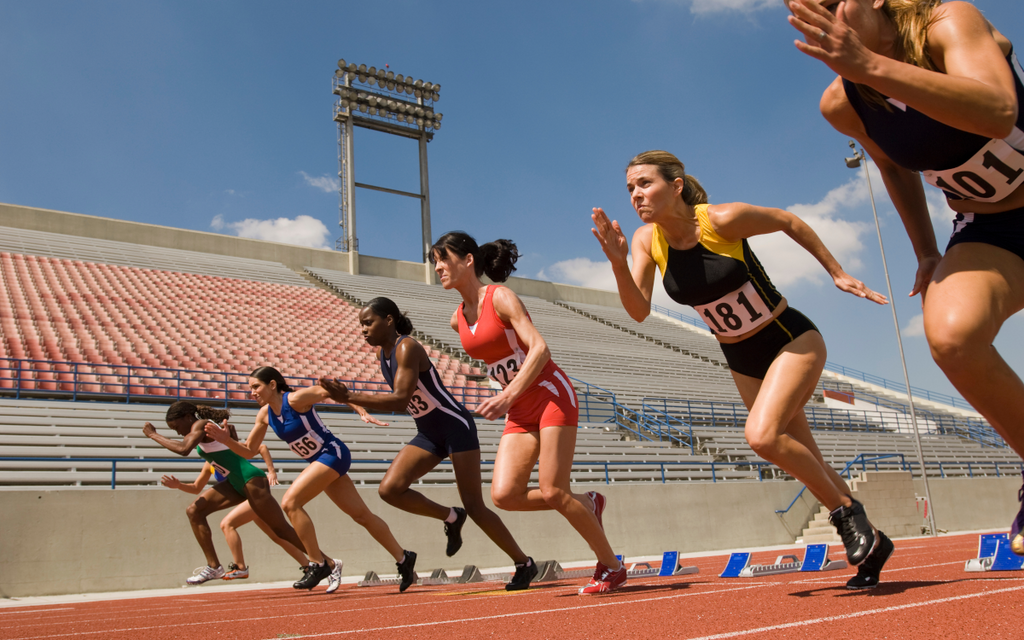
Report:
653,551,699,577
966,533,1023,572
721,544,847,578
720,552,752,578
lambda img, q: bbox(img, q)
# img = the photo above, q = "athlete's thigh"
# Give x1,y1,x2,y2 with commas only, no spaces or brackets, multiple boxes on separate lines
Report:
493,431,541,492
223,501,257,528
747,331,826,439
382,444,443,490
536,426,578,490
730,371,762,411
282,462,340,509
925,242,1024,343
193,482,245,516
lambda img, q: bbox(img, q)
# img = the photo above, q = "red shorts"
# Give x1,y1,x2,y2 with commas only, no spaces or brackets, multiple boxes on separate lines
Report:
503,368,579,434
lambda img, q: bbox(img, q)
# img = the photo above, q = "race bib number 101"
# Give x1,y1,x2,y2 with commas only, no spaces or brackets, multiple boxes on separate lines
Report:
924,138,1024,204
693,281,773,338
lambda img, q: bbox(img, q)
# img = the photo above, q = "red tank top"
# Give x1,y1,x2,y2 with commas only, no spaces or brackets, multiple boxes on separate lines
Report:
457,285,559,389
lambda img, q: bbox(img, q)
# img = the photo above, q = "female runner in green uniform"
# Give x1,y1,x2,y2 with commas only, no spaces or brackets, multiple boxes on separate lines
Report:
143,401,318,588
161,437,308,581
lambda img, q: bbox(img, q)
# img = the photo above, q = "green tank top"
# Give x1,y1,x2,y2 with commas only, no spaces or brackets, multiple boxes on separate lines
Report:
196,440,265,495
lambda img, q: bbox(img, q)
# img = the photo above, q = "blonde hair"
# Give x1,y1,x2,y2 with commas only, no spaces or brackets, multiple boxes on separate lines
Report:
859,0,942,108
627,150,709,206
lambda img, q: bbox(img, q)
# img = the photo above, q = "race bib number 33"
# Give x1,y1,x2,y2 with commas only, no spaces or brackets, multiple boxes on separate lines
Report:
694,281,773,338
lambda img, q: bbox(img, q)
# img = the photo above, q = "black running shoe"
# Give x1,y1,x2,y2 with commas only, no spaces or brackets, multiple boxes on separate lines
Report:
829,499,878,567
396,550,417,593
505,557,538,592
846,530,894,590
293,561,331,590
445,507,468,557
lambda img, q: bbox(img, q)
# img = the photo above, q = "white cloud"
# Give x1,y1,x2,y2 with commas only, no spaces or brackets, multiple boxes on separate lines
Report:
924,185,957,226
634,0,783,15
210,214,332,249
537,256,681,309
747,174,873,288
299,171,339,193
902,313,925,337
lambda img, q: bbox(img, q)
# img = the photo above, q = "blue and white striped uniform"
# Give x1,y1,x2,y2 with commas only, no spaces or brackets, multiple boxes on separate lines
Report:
267,392,352,476
380,335,479,457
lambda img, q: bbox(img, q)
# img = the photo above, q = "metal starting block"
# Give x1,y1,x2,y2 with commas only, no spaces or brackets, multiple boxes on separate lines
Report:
965,534,1024,572
721,544,847,578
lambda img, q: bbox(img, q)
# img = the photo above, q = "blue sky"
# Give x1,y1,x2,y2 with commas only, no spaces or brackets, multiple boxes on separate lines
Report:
0,0,1020,400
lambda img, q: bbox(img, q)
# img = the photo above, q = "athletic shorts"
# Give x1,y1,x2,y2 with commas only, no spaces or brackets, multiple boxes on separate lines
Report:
946,206,1024,262
503,369,579,434
309,438,352,477
408,410,480,458
718,307,819,380
223,461,266,495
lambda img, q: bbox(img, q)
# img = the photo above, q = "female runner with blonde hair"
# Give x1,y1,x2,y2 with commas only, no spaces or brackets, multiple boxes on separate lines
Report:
788,0,1024,563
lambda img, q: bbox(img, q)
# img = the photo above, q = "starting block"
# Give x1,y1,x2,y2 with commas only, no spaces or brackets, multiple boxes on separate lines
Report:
721,544,847,578
965,533,1024,572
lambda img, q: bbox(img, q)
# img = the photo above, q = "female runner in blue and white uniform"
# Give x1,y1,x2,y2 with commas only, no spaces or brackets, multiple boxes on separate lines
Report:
320,297,538,591
206,366,418,592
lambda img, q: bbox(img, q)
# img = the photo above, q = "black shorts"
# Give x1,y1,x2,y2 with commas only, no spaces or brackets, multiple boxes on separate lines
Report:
718,307,819,380
946,206,1024,262
407,409,480,458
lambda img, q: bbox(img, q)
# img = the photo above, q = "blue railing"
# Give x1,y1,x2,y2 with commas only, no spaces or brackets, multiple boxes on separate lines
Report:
0,456,779,489
648,305,971,413
823,362,972,411
0,357,495,411
775,453,909,515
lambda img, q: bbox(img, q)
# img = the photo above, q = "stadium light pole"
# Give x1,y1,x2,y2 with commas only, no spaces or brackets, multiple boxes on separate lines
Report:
333,60,443,283
844,140,938,537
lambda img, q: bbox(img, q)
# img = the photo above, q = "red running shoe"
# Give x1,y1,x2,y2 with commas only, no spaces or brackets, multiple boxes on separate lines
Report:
578,562,627,595
587,491,606,529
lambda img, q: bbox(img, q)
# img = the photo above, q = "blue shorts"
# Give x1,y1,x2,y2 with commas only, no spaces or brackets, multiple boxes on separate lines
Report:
309,438,352,477
408,410,480,458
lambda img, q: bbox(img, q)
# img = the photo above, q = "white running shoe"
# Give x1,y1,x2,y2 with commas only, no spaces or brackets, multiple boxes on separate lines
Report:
326,558,344,594
186,565,225,585
223,563,249,580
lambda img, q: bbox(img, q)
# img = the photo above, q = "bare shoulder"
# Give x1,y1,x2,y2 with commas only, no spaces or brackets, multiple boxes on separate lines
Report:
631,223,654,251
491,285,527,316
820,77,866,138
396,336,428,369
930,1,991,31
256,404,269,423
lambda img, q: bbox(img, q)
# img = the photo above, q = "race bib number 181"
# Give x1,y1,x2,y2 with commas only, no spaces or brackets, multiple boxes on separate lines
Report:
693,281,773,338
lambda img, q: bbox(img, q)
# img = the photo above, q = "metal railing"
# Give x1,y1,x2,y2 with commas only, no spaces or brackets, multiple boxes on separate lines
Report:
0,357,495,411
776,453,909,515
823,361,972,411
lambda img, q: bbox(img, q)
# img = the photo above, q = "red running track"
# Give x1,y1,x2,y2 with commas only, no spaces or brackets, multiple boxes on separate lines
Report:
3,533,1022,640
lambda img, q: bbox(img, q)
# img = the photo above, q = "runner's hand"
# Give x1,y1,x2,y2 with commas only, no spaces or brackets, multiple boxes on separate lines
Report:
591,208,630,267
833,272,888,305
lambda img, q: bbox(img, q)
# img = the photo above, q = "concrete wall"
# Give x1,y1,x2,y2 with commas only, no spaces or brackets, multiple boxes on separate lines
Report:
0,202,624,308
2,476,1017,598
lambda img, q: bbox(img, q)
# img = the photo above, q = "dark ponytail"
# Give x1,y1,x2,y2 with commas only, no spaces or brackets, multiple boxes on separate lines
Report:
429,231,519,283
364,297,414,335
166,400,232,424
250,366,294,393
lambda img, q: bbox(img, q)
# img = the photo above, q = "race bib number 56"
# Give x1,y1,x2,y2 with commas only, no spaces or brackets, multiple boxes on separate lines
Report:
694,281,772,338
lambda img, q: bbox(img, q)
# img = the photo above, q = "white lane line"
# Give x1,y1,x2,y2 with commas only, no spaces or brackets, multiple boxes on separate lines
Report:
15,584,771,640
791,560,964,584
0,608,75,615
681,584,1023,640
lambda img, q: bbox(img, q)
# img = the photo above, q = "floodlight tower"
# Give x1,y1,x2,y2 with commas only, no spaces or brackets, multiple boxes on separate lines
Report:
333,59,443,282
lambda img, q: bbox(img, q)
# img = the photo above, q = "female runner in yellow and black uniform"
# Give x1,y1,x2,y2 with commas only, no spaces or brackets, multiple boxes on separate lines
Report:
592,150,892,588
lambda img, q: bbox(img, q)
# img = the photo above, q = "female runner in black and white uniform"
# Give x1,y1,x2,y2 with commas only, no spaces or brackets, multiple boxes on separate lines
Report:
592,150,891,588
788,0,1024,558
320,297,538,591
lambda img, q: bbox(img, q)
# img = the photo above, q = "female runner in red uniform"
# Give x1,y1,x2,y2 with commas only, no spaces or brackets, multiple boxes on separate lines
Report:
430,231,626,594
